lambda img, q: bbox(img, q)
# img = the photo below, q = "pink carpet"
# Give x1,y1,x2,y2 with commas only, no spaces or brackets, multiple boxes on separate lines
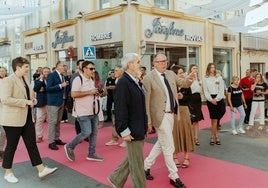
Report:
1,105,268,188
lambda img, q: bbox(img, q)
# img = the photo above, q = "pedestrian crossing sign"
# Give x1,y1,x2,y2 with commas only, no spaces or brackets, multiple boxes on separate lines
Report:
83,46,96,60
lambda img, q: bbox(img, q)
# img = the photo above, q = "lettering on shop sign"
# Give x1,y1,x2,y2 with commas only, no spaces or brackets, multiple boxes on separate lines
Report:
144,17,184,40
25,42,33,49
52,30,74,49
91,32,112,41
33,45,44,51
185,35,203,42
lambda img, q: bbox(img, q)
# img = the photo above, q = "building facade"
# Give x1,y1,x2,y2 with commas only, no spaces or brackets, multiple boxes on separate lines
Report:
18,0,268,83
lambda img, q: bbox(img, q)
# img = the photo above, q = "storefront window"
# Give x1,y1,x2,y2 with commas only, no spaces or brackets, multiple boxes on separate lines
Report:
154,0,169,9
57,49,77,71
213,48,232,85
94,43,123,82
63,0,72,19
189,47,199,67
100,0,110,9
250,63,265,74
145,44,200,73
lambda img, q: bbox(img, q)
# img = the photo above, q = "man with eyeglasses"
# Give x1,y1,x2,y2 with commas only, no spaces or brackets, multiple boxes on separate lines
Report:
70,59,85,136
64,61,104,162
143,51,196,188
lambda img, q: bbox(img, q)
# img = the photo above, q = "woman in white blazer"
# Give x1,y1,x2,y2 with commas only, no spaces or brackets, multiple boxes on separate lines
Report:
0,57,57,183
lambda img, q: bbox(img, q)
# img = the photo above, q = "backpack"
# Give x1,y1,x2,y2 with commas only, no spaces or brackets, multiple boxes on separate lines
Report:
66,74,82,113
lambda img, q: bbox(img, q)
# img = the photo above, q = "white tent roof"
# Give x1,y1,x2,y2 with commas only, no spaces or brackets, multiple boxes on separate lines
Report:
179,0,268,37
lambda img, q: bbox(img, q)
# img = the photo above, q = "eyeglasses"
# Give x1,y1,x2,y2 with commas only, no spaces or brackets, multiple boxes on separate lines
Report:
86,67,95,71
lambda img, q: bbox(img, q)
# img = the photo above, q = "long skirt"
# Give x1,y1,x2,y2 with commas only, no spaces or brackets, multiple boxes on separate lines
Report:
173,106,195,153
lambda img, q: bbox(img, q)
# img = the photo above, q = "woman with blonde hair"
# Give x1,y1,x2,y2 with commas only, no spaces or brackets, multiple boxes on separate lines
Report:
248,72,268,130
227,76,247,135
202,63,225,145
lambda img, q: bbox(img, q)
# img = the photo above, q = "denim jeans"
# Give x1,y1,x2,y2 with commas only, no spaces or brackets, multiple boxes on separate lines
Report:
68,115,98,156
230,105,246,131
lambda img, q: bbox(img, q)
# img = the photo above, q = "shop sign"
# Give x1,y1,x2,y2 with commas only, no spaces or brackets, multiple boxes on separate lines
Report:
144,17,184,40
185,34,203,42
52,30,74,49
25,42,33,49
33,44,44,51
91,32,112,41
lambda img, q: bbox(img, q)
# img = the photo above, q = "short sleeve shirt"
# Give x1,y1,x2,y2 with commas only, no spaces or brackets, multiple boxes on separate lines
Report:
71,74,95,117
228,86,243,107
253,83,267,102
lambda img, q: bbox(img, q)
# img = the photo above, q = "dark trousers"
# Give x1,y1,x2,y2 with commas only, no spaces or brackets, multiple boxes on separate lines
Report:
62,108,68,121
244,98,252,122
106,96,114,120
3,109,42,169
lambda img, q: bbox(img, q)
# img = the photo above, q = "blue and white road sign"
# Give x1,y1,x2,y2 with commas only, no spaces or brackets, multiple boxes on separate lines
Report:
83,46,96,60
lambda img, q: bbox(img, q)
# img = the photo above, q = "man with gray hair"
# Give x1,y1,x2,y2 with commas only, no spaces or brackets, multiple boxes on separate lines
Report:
108,53,148,188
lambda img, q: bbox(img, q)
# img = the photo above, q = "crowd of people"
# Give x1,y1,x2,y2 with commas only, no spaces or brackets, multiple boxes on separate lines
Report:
0,53,267,188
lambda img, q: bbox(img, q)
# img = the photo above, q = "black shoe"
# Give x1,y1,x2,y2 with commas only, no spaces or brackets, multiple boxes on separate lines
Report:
145,169,154,180
55,139,66,145
170,178,186,188
49,143,59,150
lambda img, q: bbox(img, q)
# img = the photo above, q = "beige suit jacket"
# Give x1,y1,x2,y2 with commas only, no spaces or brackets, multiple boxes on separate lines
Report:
142,69,192,128
0,74,34,127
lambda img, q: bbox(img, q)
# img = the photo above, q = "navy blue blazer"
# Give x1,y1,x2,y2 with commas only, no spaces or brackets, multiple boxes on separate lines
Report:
46,71,64,106
33,79,47,107
114,72,148,140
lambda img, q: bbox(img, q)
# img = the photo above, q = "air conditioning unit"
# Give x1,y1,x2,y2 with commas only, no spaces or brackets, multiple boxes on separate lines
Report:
223,34,235,41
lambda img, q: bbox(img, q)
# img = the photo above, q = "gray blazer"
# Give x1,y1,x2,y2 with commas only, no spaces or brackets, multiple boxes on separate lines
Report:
142,69,191,128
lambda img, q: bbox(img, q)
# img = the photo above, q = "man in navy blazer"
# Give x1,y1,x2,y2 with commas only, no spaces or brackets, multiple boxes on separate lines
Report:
108,53,148,188
34,67,50,143
46,61,68,150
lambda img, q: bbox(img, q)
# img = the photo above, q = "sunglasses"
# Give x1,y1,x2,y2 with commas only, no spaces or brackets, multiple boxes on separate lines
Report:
86,67,95,71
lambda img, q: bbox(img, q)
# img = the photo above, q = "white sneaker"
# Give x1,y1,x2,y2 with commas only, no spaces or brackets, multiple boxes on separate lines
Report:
105,140,118,146
4,173,18,183
119,141,126,147
232,130,238,135
38,166,58,179
237,128,246,134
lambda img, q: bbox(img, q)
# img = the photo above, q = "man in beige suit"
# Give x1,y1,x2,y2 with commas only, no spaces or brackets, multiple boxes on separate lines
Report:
143,52,195,188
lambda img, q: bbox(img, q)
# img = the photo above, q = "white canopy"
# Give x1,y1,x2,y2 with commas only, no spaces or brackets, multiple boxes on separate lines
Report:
0,0,59,21
179,0,268,37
